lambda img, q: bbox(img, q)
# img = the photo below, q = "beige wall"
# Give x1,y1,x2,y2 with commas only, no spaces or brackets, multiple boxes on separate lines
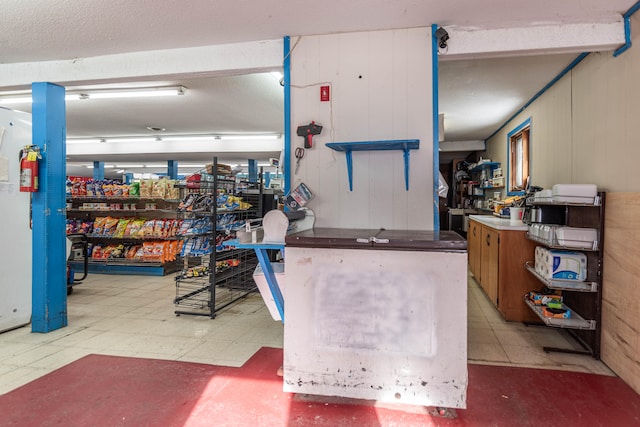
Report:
289,28,434,230
486,14,640,393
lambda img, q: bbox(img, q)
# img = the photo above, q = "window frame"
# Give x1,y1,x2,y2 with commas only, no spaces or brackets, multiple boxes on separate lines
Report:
506,118,531,196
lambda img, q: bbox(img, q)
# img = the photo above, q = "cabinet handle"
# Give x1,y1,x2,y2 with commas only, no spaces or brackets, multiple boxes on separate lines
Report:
473,227,476,237
486,234,491,246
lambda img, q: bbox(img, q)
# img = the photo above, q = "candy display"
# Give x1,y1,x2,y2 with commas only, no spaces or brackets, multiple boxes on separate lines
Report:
91,240,182,263
66,178,179,200
87,217,183,239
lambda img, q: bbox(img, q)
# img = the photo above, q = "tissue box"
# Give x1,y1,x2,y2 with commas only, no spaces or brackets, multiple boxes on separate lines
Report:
552,184,597,204
535,246,587,281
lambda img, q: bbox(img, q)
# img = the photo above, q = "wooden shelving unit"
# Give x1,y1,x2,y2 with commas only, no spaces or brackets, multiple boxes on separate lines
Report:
524,192,605,358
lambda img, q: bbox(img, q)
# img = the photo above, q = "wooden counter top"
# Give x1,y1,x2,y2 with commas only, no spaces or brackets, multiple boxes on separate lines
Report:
468,214,529,231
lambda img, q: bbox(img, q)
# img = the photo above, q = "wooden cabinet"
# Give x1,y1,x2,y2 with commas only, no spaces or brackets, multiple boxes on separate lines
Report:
481,227,499,305
468,220,482,279
468,217,539,322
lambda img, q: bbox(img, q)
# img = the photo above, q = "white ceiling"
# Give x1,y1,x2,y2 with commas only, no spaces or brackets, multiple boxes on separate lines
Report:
0,0,636,176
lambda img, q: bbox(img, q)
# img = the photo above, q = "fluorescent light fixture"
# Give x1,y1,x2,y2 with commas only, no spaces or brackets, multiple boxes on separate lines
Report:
66,138,102,144
219,135,279,140
178,164,206,168
115,164,144,168
82,86,185,99
143,164,168,168
105,137,158,143
116,169,126,173
161,136,216,142
66,134,280,144
0,86,185,104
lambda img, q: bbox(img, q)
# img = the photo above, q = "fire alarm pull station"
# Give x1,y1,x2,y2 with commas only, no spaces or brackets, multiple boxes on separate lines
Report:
320,85,330,102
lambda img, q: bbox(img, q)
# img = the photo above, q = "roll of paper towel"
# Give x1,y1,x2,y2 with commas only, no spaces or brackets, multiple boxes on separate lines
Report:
534,246,587,281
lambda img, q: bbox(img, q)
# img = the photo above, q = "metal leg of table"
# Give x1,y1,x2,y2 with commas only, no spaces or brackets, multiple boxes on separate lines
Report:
254,248,285,323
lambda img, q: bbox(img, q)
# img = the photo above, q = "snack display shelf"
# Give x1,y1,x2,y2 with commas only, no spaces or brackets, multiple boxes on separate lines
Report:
86,258,164,265
86,234,180,241
174,267,244,284
524,262,598,292
68,209,176,214
68,196,181,202
524,298,596,330
69,258,181,276
526,232,599,251
176,232,212,238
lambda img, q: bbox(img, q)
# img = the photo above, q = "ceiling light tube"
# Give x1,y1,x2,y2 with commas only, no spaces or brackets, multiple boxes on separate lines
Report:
115,164,144,168
104,137,158,143
218,135,279,140
78,86,186,100
161,136,217,142
66,138,102,144
0,86,185,104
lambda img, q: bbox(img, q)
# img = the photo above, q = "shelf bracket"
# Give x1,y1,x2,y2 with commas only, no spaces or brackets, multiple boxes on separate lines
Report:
326,139,420,191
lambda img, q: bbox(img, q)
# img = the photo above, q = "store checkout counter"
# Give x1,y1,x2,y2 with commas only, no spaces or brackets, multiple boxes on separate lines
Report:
238,211,469,409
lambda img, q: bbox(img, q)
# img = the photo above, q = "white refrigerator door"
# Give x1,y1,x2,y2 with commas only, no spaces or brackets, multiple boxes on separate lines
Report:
0,108,32,333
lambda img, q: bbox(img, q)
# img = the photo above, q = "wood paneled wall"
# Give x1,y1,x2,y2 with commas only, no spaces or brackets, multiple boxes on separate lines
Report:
601,193,640,393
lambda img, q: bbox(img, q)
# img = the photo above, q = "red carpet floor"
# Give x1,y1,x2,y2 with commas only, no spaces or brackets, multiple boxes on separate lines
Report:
1,347,639,427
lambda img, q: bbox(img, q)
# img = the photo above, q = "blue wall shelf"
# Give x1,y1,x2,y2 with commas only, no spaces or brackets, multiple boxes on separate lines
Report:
469,161,500,173
325,139,420,191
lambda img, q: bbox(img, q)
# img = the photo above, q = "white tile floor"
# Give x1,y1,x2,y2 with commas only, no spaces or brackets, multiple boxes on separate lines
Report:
0,271,613,396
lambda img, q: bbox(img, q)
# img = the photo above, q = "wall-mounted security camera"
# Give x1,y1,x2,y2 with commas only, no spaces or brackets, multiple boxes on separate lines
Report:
435,27,449,50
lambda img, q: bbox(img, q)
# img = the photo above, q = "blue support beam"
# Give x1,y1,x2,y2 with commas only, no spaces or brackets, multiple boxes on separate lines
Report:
431,24,441,231
167,160,178,179
283,36,292,196
248,159,258,183
264,171,271,188
123,173,133,184
31,82,67,333
93,161,104,180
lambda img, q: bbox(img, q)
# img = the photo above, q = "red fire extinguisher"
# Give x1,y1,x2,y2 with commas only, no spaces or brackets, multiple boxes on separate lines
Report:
19,145,41,192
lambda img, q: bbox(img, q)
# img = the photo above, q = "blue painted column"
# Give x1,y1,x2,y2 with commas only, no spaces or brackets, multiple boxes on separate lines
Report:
167,160,178,179
264,171,271,188
123,173,133,184
283,36,291,195
31,82,67,333
431,24,441,231
93,161,104,180
248,159,258,183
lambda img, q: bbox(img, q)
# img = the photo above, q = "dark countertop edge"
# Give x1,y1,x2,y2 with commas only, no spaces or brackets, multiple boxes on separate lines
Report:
285,228,468,251
284,242,467,253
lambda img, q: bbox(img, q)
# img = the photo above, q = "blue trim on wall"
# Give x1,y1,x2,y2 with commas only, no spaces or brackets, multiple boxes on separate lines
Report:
613,0,640,57
431,24,440,231
248,159,258,183
93,160,104,180
486,53,589,143
283,36,292,196
167,160,178,179
31,82,67,333
505,117,531,196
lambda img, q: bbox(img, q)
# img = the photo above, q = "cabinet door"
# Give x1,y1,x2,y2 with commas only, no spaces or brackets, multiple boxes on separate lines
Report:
468,220,482,280
481,227,499,305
